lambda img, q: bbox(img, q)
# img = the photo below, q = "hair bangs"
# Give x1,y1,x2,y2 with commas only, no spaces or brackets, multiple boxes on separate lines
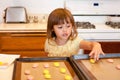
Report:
53,13,70,25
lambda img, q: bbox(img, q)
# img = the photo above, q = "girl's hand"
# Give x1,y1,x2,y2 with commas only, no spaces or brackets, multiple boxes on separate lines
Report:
89,43,105,61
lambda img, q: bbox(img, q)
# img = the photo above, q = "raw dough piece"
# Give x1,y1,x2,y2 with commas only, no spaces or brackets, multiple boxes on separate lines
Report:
43,63,49,68
107,59,114,63
60,68,66,73
53,62,60,67
43,69,49,74
24,70,30,75
90,59,95,64
0,62,3,65
27,75,34,80
32,63,39,68
44,74,51,79
116,64,120,70
65,75,72,80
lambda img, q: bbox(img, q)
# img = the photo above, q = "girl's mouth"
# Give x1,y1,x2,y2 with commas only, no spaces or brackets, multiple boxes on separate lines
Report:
62,33,68,37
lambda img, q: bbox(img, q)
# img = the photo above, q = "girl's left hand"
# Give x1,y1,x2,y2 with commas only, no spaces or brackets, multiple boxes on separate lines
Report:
89,43,105,61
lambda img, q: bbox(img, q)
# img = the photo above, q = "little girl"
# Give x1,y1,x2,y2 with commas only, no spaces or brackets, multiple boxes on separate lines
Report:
44,8,104,61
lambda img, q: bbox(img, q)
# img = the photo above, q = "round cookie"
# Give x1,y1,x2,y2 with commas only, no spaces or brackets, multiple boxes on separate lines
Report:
27,75,34,80
44,74,51,79
65,75,72,80
107,59,114,63
53,62,60,67
90,59,96,64
32,63,39,68
43,63,49,68
60,68,66,73
24,70,30,75
116,64,120,70
43,69,49,75
0,62,3,65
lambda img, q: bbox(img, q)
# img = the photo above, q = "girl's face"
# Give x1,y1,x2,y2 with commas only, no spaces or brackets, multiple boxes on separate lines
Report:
53,21,72,41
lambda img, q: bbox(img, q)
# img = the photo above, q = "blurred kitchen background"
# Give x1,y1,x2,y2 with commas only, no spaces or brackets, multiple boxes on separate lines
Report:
0,0,120,41
0,0,120,57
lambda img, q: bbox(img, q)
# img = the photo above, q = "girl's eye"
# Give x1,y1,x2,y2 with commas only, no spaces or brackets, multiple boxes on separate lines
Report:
67,24,72,28
67,25,70,28
58,26,62,29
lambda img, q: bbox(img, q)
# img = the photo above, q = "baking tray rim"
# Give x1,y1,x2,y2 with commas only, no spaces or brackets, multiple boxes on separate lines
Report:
12,57,82,80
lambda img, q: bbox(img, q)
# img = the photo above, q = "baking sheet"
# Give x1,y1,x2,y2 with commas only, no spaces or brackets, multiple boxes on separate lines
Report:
13,57,81,80
71,53,120,80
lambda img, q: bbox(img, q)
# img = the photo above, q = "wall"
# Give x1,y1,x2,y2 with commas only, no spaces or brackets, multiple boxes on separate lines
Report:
0,0,64,23
0,0,120,23
0,0,14,23
13,0,64,14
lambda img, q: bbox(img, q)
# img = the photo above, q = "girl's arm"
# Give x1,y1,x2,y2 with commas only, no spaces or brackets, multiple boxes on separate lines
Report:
80,40,104,61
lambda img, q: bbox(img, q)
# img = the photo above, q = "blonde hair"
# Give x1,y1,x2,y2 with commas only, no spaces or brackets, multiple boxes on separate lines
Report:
47,8,78,41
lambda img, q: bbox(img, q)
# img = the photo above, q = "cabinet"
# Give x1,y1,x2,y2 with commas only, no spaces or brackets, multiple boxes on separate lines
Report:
99,42,120,53
0,32,47,57
84,41,120,54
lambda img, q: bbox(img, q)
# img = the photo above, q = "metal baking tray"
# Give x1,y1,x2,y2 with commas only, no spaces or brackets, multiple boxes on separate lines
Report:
70,53,120,80
13,57,82,80
72,53,120,60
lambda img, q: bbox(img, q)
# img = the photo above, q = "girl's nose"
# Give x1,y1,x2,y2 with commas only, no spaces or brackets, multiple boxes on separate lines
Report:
63,27,67,32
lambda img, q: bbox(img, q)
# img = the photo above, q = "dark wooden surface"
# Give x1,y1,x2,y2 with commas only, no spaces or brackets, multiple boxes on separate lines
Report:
0,32,47,57
84,41,120,54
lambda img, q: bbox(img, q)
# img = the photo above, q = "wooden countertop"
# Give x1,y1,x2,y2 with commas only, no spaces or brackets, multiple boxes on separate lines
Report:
0,23,120,41
0,23,47,33
1,23,120,33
